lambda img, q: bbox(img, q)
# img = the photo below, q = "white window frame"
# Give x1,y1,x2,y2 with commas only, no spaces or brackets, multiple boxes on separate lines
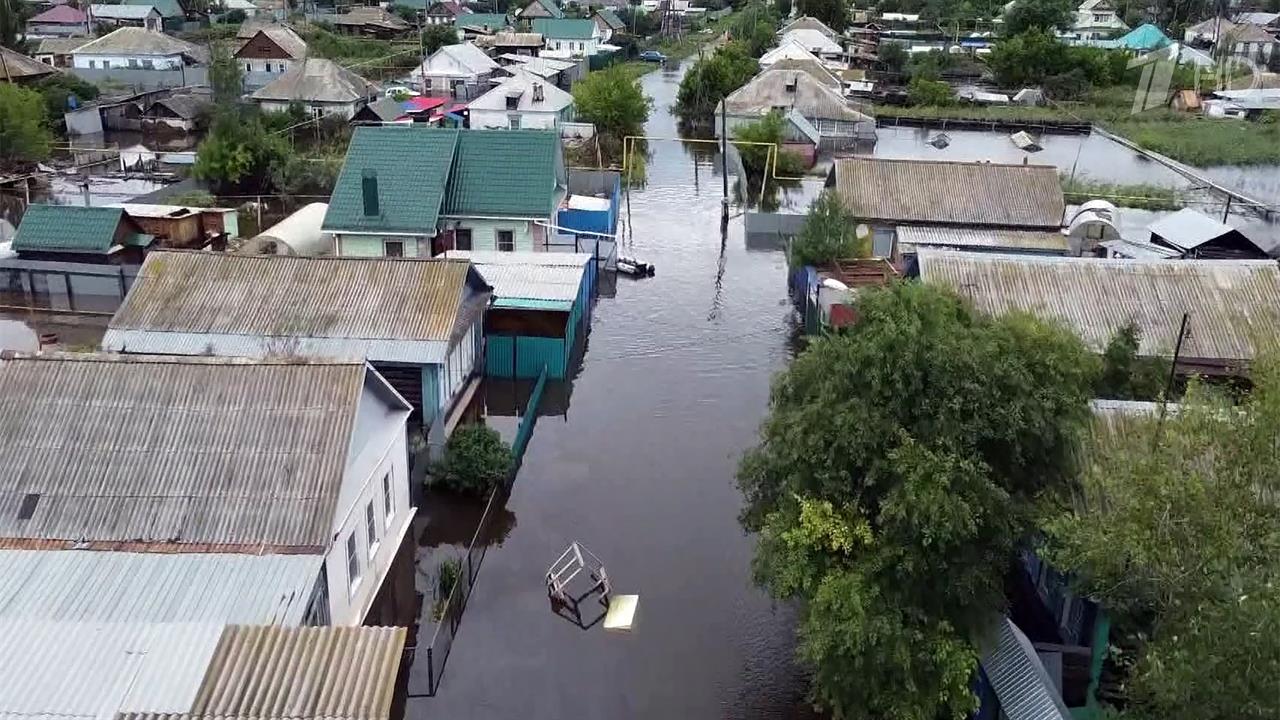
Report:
365,500,380,560
382,473,394,528
346,533,362,595
497,229,515,252
384,239,405,257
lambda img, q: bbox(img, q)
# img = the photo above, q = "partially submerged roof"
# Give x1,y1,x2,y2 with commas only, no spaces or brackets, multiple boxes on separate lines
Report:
532,17,596,39
12,205,126,255
0,550,322,625
105,252,488,360
323,125,459,233
896,225,1069,253
0,47,57,82
445,250,591,309
722,68,874,124
917,249,1280,369
73,27,201,58
252,58,378,104
0,352,374,550
833,157,1064,228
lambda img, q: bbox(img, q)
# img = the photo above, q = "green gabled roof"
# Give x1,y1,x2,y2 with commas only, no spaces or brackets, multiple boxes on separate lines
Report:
454,12,509,28
521,0,564,18
323,126,459,234
532,17,594,39
443,130,560,219
594,7,624,30
126,0,183,18
12,205,125,255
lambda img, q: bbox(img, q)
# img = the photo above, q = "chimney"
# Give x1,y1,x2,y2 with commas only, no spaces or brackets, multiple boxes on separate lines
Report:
532,82,544,102
361,169,379,217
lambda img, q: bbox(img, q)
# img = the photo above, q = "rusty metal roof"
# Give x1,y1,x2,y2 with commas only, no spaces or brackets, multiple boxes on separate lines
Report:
918,249,1280,367
833,157,1065,228
106,252,481,360
115,625,407,720
0,352,365,550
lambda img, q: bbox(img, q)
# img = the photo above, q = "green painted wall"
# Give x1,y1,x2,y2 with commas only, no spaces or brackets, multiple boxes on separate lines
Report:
453,219,537,252
336,234,428,257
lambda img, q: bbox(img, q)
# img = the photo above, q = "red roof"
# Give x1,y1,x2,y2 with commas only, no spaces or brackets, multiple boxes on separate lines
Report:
30,4,87,22
403,95,447,113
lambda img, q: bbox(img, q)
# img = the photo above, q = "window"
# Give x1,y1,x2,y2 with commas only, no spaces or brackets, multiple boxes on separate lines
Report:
142,58,153,69
311,107,324,119
245,61,252,72
455,228,472,251
497,230,515,251
128,58,138,68
508,113,522,129
365,501,379,558
425,77,432,90
384,239,405,257
577,42,584,52
88,60,97,68
345,534,361,592
382,473,394,526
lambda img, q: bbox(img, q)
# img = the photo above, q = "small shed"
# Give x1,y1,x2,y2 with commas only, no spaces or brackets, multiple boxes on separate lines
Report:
1147,208,1268,259
11,205,149,263
444,250,595,379
142,92,210,132
112,202,238,247
1169,89,1201,112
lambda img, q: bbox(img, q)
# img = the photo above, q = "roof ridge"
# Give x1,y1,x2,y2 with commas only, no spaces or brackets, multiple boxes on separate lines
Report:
839,156,1059,171
149,248,474,265
0,350,368,365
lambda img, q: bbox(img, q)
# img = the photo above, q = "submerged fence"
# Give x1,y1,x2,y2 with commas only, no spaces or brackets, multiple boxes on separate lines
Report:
420,366,548,696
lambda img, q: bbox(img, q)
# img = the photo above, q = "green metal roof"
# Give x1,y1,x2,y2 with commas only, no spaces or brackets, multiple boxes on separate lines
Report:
322,126,458,234
126,0,183,18
443,130,561,219
532,18,595,39
12,205,125,255
522,0,564,18
455,12,509,28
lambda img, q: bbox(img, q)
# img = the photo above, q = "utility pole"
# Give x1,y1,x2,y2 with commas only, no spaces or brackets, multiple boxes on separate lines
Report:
719,97,728,226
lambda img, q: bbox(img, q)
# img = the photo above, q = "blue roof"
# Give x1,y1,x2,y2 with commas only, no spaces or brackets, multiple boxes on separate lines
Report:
1100,23,1171,51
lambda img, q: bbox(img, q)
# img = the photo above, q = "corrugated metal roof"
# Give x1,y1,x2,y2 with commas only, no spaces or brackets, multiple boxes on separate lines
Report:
980,617,1072,720
0,620,225,720
896,225,1068,253
251,58,377,104
918,249,1280,365
0,550,321,625
471,264,582,305
442,130,562,219
12,205,125,255
722,67,874,124
1146,208,1235,250
444,250,592,266
833,158,1065,228
107,252,477,346
0,352,363,549
119,626,407,720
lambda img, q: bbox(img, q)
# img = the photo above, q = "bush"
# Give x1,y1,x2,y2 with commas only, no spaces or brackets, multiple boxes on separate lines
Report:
431,556,462,620
34,74,99,121
1043,67,1090,100
432,424,513,496
732,111,807,176
790,189,868,267
0,84,52,167
907,76,952,106
675,42,758,121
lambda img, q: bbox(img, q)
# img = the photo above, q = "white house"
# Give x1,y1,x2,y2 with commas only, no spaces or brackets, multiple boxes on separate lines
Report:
412,42,502,98
533,18,605,57
1072,0,1127,41
71,26,201,71
759,39,830,69
251,57,379,119
0,352,416,628
780,28,843,60
469,69,574,129
234,24,306,88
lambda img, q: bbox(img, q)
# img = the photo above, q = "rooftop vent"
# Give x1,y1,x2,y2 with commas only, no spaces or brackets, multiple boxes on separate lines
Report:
532,82,544,102
361,169,379,217
785,75,798,93
17,493,39,521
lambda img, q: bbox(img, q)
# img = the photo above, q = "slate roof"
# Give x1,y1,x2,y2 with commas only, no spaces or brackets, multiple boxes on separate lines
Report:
355,96,409,122
0,353,371,551
443,129,561,218
28,4,86,22
532,17,595,39
89,3,162,21
323,125,458,233
74,27,200,58
455,11,510,29
126,0,183,17
722,68,874,124
35,37,89,55
833,157,1065,228
469,70,574,116
331,6,410,30
519,0,564,18
779,15,837,38
594,7,624,30
0,47,57,82
896,225,1069,253
148,92,210,119
428,42,500,74
236,25,307,59
1147,208,1238,250
12,205,124,255
251,58,378,104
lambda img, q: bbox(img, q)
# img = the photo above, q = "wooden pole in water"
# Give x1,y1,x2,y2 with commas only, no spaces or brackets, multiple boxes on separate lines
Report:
720,98,728,225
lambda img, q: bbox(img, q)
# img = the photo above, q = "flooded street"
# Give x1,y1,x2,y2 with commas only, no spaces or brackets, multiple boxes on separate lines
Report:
408,59,815,718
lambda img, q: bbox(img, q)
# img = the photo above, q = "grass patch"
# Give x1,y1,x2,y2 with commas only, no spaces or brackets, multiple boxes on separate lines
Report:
1060,175,1184,210
1103,118,1280,167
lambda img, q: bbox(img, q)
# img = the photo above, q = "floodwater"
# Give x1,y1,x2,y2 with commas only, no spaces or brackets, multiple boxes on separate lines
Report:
407,59,817,718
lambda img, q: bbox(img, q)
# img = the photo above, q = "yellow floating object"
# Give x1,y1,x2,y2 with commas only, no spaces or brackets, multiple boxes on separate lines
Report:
603,594,638,632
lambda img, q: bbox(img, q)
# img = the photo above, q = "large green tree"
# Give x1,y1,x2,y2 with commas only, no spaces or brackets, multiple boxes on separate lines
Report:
739,283,1099,720
675,42,758,120
572,63,652,140
796,0,848,31
0,83,52,168
193,113,289,193
1002,0,1074,35
1045,356,1280,720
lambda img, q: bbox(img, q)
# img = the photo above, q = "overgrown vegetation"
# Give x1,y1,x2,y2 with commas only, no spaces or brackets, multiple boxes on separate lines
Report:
1060,175,1184,210
739,282,1100,720
675,42,758,122
789,190,867,267
431,424,514,496
1044,354,1280,720
34,75,101,123
1095,323,1170,400
431,556,462,620
731,111,807,176
0,84,53,169
907,76,953,106
572,64,652,166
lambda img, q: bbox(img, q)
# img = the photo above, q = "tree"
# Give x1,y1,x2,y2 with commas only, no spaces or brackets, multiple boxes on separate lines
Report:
34,74,100,123
0,0,30,51
739,283,1099,719
729,2,780,56
1002,0,1074,35
421,23,457,54
986,29,1070,86
776,0,792,18
193,114,289,192
1043,356,1280,720
208,46,245,105
877,40,908,75
907,76,953,105
572,63,652,140
0,84,52,168
788,189,866,266
796,0,848,31
675,42,758,121
1094,323,1169,401
432,423,514,495
731,110,806,177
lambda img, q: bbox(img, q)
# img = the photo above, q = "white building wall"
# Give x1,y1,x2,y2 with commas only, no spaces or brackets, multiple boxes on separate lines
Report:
258,98,362,119
72,52,183,69
241,57,294,74
325,380,412,626
469,107,564,129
